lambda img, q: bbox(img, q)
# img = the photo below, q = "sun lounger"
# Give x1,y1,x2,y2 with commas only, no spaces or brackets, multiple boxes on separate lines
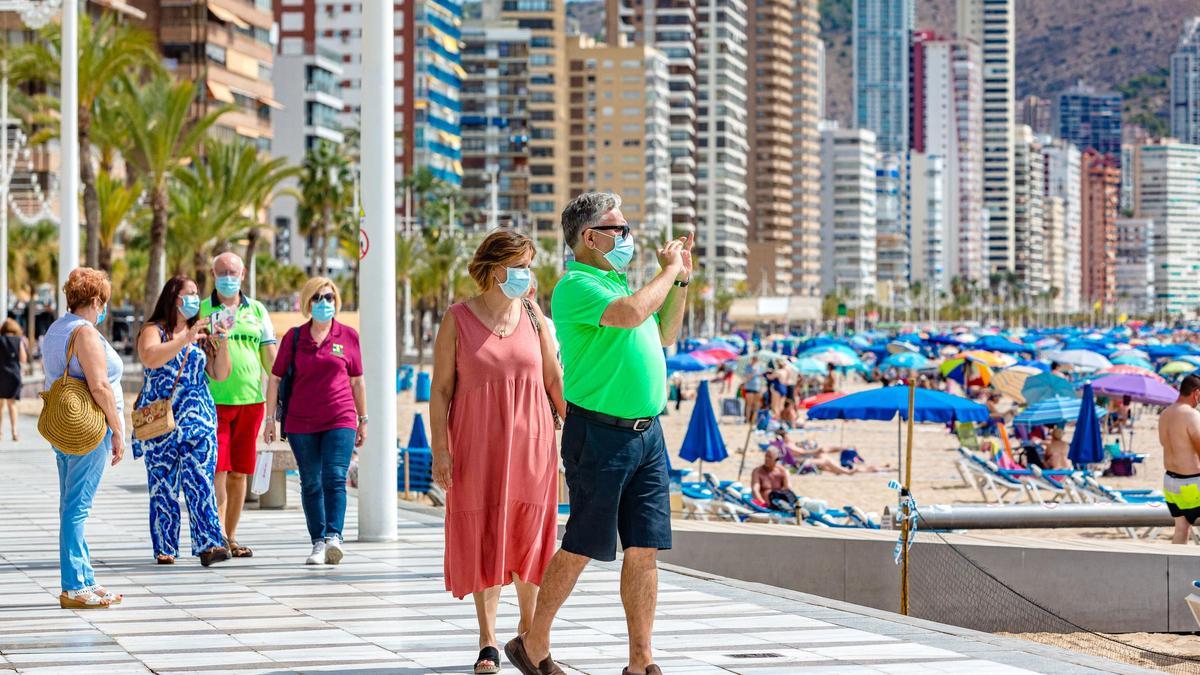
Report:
956,448,1028,504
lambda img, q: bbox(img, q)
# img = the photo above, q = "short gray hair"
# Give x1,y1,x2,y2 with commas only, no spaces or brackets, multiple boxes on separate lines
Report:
561,191,622,248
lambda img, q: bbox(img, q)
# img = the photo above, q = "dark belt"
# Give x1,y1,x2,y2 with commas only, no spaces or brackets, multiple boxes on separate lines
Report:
1167,470,1200,480
567,403,655,432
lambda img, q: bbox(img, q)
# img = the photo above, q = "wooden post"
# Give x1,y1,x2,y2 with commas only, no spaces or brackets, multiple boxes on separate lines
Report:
900,379,917,615
735,398,761,483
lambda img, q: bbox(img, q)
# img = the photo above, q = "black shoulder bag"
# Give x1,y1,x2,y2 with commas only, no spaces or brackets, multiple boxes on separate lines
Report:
275,328,300,440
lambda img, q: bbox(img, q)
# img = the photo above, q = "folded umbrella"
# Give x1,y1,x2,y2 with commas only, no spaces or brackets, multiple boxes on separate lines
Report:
1068,384,1105,466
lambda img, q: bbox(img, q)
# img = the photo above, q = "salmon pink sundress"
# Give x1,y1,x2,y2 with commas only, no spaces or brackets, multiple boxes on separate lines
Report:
443,302,558,599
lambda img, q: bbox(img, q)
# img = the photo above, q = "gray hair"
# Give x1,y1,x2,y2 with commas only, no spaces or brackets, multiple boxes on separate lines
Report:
561,191,622,248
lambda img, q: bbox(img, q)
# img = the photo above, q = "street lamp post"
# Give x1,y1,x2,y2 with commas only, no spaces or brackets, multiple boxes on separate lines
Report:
357,0,398,542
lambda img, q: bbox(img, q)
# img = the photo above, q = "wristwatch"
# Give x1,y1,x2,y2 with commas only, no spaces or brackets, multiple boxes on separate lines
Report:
673,277,690,288
357,415,369,424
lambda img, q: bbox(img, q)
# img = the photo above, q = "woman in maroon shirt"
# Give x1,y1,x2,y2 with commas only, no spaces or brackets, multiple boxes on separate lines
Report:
263,277,367,566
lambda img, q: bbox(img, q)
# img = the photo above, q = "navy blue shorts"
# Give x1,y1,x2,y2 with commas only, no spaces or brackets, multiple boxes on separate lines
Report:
560,413,673,562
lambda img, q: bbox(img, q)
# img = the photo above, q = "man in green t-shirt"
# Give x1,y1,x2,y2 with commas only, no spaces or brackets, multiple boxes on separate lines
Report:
506,192,691,675
199,252,277,557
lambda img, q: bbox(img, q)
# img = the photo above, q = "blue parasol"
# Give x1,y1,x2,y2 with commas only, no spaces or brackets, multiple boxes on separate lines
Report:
807,386,989,424
881,352,932,370
1013,395,1106,426
406,413,430,449
1068,384,1105,466
666,352,710,373
678,381,728,466
1021,372,1076,405
976,335,1028,354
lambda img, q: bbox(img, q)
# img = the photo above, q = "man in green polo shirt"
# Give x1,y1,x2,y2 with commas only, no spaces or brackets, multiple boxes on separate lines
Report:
506,192,691,675
199,252,278,558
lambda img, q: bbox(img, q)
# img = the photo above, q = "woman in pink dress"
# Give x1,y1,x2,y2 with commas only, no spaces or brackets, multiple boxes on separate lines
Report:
430,230,566,675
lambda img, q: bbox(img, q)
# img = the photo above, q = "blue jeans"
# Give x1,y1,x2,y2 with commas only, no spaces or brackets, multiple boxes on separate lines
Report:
289,428,355,544
56,433,110,591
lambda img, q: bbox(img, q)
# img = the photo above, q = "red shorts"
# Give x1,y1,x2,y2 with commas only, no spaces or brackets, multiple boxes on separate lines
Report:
216,403,266,475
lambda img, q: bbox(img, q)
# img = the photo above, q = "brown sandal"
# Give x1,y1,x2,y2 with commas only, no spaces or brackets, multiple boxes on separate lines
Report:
199,547,229,567
229,542,253,558
156,554,175,565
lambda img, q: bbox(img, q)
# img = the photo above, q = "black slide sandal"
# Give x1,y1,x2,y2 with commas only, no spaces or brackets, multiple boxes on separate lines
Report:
475,646,501,674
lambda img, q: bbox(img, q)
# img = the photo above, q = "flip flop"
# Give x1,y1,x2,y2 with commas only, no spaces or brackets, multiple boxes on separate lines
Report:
229,542,253,558
474,646,501,674
89,585,123,605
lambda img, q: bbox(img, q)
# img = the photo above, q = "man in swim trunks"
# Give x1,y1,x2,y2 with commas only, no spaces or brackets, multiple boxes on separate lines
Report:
1158,374,1200,544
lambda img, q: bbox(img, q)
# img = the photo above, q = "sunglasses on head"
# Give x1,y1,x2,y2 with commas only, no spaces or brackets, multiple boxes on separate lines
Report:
311,292,336,303
589,225,630,240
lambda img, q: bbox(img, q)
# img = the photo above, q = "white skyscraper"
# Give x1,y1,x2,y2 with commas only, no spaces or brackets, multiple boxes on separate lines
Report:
958,0,1015,274
909,153,948,295
1043,139,1082,313
1170,18,1200,146
1115,217,1156,316
1139,143,1200,315
1014,125,1046,297
820,123,877,305
697,0,751,290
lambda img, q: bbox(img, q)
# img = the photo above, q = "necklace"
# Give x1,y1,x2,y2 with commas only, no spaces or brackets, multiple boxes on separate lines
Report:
478,297,518,338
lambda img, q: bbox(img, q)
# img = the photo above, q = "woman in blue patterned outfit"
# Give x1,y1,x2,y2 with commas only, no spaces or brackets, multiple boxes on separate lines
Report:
135,276,232,566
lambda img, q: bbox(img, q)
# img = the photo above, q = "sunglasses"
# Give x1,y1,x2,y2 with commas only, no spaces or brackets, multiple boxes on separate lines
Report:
589,225,630,240
311,292,336,303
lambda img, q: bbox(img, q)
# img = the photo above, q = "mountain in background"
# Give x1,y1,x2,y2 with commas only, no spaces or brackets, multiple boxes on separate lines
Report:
822,0,1194,137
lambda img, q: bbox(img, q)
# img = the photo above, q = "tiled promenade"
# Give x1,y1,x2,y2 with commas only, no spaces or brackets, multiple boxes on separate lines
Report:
0,417,1149,674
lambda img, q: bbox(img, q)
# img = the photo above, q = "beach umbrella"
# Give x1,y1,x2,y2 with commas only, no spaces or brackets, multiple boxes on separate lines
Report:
1013,395,1106,426
793,356,828,376
678,381,728,470
1097,365,1166,383
810,350,862,368
696,347,739,362
1088,374,1179,407
801,391,845,409
1147,344,1195,360
737,349,787,366
1016,359,1051,372
1108,354,1154,370
887,340,921,354
1020,372,1076,405
1178,355,1200,368
1111,349,1150,362
962,350,1018,368
991,366,1043,403
975,335,1028,354
406,413,430,449
940,357,994,387
666,353,710,373
807,386,989,424
881,352,932,370
1161,360,1198,376
704,339,739,353
1042,349,1113,372
1068,384,1105,467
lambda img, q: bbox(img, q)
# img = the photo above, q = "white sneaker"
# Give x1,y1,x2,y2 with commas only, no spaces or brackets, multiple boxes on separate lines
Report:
306,540,327,565
324,537,344,565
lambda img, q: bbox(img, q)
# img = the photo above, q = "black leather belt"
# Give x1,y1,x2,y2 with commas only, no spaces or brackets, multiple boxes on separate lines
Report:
567,403,655,432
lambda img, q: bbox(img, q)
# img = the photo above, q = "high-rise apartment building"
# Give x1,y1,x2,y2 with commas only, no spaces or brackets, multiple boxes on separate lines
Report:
459,8,531,230
874,153,906,293
275,0,464,219
791,0,822,297
606,0,700,237
1054,81,1122,159
1013,125,1046,296
1121,124,1152,214
908,152,947,294
1080,149,1119,307
1139,143,1200,315
1043,139,1082,313
696,0,751,288
1043,195,1066,312
745,0,794,296
1020,95,1052,136
563,36,672,238
1170,18,1200,146
957,0,1015,274
268,45,346,273
820,123,877,305
133,0,276,150
500,0,568,238
1114,217,1155,316
911,31,984,284
853,0,912,154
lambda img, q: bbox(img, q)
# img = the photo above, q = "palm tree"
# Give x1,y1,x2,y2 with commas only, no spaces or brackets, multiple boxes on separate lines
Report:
95,170,142,274
238,152,300,284
119,74,231,314
7,221,56,337
253,253,306,304
298,141,354,277
13,12,159,269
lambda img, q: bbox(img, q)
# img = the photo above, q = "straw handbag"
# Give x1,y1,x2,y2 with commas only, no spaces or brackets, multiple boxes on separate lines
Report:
131,347,188,441
37,329,107,455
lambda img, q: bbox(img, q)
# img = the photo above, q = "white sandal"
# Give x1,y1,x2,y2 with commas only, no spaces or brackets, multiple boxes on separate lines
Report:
59,588,110,609
88,585,122,605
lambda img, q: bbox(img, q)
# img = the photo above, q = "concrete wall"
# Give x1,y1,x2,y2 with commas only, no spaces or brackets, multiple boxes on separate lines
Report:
659,523,1200,634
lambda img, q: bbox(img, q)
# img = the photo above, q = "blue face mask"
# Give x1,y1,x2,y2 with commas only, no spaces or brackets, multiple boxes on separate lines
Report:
595,230,635,272
215,275,241,298
311,299,336,322
95,303,107,326
180,294,201,319
499,267,532,299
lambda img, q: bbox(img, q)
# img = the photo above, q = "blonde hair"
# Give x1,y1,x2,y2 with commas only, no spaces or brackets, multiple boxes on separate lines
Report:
300,277,341,318
468,230,536,291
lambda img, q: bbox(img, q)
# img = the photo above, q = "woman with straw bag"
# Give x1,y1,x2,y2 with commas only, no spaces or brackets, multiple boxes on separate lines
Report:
134,276,231,566
39,268,126,609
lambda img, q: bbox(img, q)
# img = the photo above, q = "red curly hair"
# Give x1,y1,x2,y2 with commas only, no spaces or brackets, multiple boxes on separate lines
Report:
64,267,111,312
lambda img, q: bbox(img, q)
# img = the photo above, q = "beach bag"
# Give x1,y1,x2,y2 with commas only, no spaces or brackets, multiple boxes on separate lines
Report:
721,397,743,417
37,329,107,455
521,299,563,430
131,336,189,442
250,451,274,495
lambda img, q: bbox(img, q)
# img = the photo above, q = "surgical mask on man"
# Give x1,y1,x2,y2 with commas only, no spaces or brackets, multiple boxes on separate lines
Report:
593,230,635,272
180,294,201,319
499,267,532,299
215,275,241,298
311,299,336,322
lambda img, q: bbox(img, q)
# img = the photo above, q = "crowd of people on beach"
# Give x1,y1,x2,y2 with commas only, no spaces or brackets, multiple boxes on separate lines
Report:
31,191,686,675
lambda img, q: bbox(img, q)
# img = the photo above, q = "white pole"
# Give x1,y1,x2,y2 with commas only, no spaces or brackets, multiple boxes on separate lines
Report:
57,0,79,314
402,186,413,355
357,0,397,542
0,58,8,321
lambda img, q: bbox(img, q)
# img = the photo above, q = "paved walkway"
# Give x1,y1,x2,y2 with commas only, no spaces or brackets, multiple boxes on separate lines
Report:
0,416,1148,674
